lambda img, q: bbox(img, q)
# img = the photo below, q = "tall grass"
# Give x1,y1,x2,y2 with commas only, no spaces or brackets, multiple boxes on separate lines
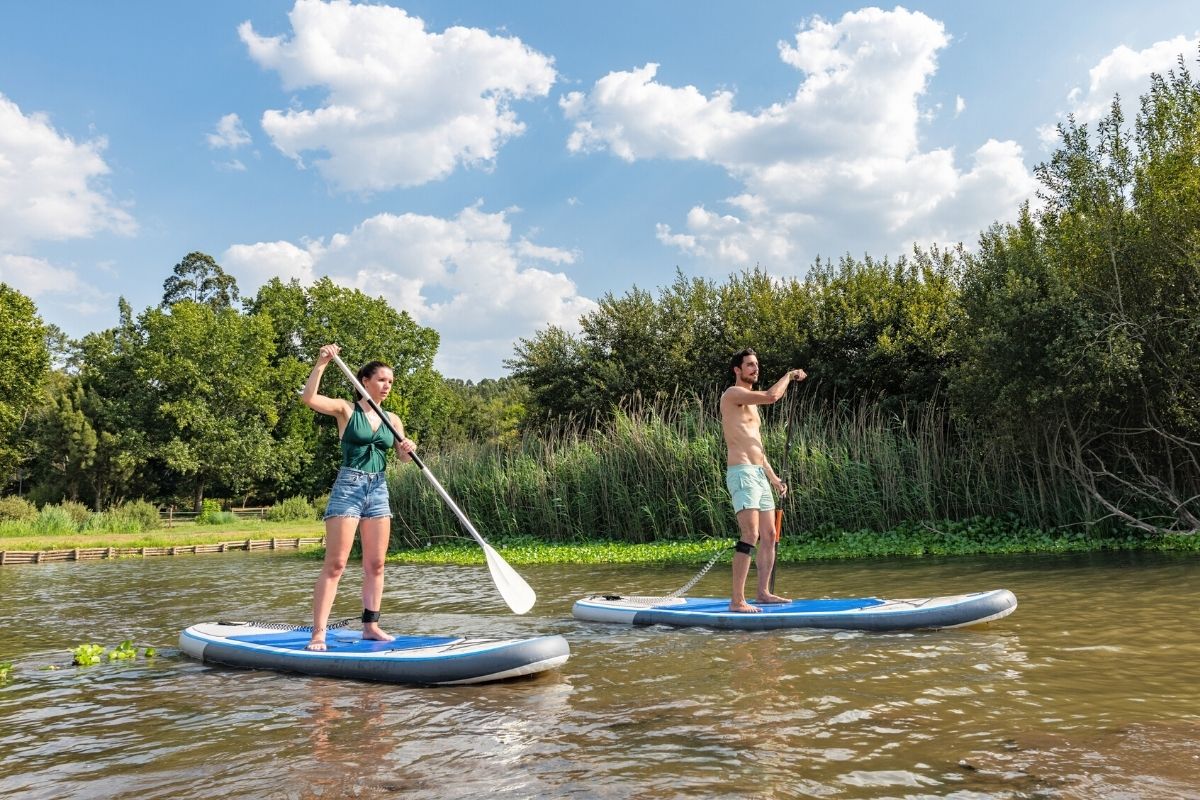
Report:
388,394,1092,547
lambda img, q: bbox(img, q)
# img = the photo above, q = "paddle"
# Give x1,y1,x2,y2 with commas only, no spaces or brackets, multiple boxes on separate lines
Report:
328,353,536,615
769,394,796,594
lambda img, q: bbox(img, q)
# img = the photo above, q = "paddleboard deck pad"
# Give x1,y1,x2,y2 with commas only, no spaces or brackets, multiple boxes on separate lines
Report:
180,622,570,685
573,589,1017,631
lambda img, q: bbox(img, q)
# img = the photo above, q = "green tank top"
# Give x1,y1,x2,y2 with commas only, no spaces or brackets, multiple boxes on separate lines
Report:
340,404,395,473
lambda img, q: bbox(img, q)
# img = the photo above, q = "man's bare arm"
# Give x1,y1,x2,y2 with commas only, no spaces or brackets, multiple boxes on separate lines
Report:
724,369,806,406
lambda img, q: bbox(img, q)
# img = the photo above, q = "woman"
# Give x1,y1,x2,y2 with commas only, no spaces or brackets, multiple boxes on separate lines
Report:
300,343,416,651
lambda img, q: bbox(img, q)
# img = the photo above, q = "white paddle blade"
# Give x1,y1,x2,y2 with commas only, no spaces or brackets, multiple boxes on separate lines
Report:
481,541,536,614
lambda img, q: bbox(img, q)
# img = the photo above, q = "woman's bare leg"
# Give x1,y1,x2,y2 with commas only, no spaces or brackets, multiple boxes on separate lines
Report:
358,516,394,642
307,517,359,651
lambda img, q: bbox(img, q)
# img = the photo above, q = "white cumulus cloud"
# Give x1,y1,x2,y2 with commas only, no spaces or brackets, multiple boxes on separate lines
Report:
240,0,556,193
223,204,595,378
1040,33,1200,144
563,7,1038,271
207,113,252,149
0,253,112,317
0,92,136,251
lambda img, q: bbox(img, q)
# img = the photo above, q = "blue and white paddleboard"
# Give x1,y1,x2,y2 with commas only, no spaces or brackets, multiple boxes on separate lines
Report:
180,622,570,685
573,589,1017,631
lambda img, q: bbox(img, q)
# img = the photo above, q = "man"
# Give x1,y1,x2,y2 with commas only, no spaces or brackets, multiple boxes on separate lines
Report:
720,348,807,612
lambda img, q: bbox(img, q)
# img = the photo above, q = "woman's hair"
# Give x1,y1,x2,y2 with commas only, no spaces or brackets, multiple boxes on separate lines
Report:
355,361,393,399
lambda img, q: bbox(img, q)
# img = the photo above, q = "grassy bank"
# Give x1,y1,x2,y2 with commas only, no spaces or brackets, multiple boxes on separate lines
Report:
387,518,1200,566
4,515,1196,564
0,519,323,552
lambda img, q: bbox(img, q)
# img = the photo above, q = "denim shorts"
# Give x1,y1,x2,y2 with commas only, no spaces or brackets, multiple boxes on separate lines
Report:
726,464,775,512
324,468,391,520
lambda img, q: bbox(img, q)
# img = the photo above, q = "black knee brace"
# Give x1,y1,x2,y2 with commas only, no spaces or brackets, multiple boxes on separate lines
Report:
734,540,755,555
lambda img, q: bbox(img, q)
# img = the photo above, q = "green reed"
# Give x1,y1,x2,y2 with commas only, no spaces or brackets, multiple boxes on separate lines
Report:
387,394,1093,547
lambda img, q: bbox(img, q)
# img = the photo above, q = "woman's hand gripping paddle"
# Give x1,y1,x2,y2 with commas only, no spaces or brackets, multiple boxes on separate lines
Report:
329,353,536,614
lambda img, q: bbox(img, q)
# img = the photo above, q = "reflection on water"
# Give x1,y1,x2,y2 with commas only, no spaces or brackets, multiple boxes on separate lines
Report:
1,550,1198,798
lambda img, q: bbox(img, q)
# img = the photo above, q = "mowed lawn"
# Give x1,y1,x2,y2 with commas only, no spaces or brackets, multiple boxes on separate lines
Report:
0,520,325,552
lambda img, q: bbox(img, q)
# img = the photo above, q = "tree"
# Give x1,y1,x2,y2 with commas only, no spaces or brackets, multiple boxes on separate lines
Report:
953,54,1200,533
66,298,153,508
161,252,240,310
0,284,50,485
27,374,97,503
246,277,443,494
137,301,278,510
508,258,961,427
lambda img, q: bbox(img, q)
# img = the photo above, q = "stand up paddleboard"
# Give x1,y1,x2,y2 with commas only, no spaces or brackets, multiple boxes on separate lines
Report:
573,589,1017,631
180,622,570,685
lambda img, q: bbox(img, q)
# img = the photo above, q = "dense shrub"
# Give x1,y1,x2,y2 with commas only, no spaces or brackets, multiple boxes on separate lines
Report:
196,499,225,524
313,493,330,520
34,505,76,534
0,495,37,522
111,500,161,531
57,500,92,527
266,496,316,522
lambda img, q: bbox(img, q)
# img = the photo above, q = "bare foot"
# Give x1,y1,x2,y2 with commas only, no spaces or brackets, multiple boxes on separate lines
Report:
305,629,327,651
729,601,762,613
756,593,791,604
362,623,395,642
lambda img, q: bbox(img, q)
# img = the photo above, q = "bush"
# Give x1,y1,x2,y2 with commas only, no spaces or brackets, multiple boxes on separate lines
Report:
313,493,330,520
57,500,92,527
197,511,236,525
111,500,161,531
266,496,316,522
81,512,112,532
196,499,225,524
34,505,76,534
0,495,37,522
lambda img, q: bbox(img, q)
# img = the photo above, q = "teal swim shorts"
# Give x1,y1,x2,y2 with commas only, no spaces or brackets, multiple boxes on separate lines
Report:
726,464,775,512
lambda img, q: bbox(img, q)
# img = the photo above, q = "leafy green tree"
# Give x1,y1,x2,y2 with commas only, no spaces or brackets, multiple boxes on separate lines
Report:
27,374,98,504
0,284,50,485
137,301,277,510
441,377,531,445
509,258,961,427
162,252,240,310
68,299,153,508
246,277,443,494
801,249,962,412
507,324,593,423
953,54,1200,532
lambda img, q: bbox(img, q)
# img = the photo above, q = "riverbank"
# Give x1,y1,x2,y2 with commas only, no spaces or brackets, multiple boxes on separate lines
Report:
3,516,1196,567
388,517,1200,566
0,519,323,553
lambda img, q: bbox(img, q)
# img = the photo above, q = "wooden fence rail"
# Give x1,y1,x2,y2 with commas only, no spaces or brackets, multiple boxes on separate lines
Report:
0,536,325,566
160,507,272,527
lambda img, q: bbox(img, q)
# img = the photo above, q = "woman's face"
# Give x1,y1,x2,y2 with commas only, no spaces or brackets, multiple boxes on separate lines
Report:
363,367,394,401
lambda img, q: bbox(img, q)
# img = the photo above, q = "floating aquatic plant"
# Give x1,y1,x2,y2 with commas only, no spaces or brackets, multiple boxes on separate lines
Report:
72,644,105,666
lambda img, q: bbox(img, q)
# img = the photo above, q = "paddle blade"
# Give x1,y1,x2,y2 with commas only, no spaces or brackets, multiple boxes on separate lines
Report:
481,540,536,614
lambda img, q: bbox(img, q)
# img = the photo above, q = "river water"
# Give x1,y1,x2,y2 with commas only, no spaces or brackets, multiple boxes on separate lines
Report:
1,549,1198,799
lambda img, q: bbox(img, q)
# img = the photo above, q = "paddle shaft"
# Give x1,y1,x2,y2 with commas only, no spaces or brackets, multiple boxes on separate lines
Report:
768,396,796,594
327,354,489,549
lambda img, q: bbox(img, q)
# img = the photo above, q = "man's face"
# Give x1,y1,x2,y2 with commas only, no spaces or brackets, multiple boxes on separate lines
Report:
736,356,759,385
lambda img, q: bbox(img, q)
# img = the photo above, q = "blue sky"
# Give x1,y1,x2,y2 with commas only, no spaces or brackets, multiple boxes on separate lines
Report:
1,1,1196,379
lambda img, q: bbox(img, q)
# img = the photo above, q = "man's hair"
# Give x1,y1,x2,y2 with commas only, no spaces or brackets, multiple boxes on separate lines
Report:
730,348,756,374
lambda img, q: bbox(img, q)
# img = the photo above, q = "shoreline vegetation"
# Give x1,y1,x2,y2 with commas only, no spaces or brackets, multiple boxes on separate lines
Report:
3,516,1197,567
4,401,1197,564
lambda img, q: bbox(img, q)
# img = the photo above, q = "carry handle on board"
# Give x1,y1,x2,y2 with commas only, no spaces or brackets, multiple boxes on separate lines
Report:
329,353,536,615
